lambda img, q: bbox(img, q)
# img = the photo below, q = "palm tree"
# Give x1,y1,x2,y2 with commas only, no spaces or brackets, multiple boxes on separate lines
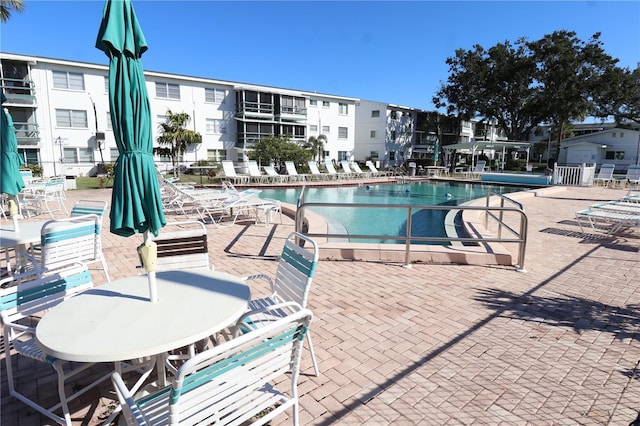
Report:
156,110,202,177
0,0,25,23
307,134,327,162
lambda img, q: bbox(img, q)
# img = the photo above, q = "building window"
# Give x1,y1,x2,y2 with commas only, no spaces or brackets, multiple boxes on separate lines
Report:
338,151,348,161
52,71,85,91
106,112,112,130
391,130,396,141
63,148,78,163
338,103,348,115
155,82,180,100
207,149,227,162
110,148,119,161
389,151,396,161
78,148,94,163
56,109,88,128
370,151,379,159
104,76,109,93
370,130,376,138
338,127,348,139
371,110,380,118
309,100,317,107
205,118,227,134
321,125,330,134
322,101,330,108
616,151,625,160
309,125,318,133
390,111,398,120
205,88,226,103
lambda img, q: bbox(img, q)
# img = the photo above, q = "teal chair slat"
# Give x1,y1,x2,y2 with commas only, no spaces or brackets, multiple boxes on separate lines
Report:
70,206,105,216
41,224,98,245
281,245,316,277
171,326,307,404
0,269,92,311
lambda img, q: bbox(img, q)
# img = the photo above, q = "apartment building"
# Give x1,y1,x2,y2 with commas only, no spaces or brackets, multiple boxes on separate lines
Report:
0,53,358,177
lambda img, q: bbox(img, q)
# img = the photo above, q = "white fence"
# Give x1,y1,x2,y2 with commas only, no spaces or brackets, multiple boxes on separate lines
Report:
553,163,595,186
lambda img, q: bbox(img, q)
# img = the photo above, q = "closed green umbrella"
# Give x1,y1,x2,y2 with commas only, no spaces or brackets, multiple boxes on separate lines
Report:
1,93,25,229
1,93,25,196
96,0,165,301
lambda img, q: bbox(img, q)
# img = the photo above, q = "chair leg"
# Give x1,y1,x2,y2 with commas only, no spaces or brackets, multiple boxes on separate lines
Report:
306,333,320,377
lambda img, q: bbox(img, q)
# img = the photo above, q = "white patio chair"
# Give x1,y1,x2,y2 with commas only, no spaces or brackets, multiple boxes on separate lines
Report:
111,308,313,426
0,263,113,426
593,164,616,187
365,160,392,177
340,160,357,179
575,208,640,235
70,199,108,221
619,165,640,188
466,160,486,179
234,231,320,376
152,221,214,272
263,165,287,183
34,214,111,282
221,160,250,185
20,176,68,218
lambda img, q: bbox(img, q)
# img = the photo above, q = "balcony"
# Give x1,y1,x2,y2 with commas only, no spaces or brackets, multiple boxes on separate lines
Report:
14,121,40,145
276,105,307,122
1,78,37,106
235,101,274,120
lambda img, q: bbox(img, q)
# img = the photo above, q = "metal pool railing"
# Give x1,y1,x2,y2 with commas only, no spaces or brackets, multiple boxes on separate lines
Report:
294,187,529,271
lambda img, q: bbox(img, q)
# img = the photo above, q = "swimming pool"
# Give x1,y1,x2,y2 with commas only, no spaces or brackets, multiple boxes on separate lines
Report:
258,181,526,244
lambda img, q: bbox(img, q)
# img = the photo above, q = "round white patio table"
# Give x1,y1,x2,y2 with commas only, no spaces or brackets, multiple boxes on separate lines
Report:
0,220,46,247
36,269,250,363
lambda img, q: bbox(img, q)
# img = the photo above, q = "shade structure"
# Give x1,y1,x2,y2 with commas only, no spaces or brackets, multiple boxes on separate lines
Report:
96,0,165,239
0,93,25,196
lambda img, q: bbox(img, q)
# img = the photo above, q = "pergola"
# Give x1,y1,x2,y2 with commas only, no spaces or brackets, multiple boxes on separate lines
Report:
442,140,532,171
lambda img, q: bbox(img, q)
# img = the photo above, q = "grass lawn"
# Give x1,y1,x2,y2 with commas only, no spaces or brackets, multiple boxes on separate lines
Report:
74,174,221,191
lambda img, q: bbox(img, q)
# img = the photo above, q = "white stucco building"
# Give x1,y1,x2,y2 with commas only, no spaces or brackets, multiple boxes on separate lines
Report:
557,128,640,171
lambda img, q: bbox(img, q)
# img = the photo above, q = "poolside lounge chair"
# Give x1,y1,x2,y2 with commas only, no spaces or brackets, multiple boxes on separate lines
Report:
575,208,640,235
111,309,313,426
285,161,308,182
350,162,371,178
308,160,330,180
366,160,391,177
195,188,271,226
618,165,640,188
247,160,267,184
263,165,287,183
466,160,486,179
221,160,250,185
340,160,357,179
325,161,348,179
589,201,640,215
593,164,616,187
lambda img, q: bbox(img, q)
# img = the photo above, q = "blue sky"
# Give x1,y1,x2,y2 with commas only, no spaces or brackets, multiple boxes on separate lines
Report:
2,1,639,111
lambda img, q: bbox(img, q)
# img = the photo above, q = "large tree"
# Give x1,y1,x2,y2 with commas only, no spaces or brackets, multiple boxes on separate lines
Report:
590,65,640,125
156,110,202,177
0,0,24,22
433,38,543,141
249,135,313,172
528,31,619,152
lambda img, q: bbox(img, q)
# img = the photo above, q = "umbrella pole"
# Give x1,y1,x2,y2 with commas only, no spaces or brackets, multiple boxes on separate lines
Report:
138,231,159,302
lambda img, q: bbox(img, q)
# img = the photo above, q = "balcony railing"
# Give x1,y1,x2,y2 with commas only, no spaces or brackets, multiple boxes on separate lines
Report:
14,122,40,144
1,78,37,106
236,101,274,116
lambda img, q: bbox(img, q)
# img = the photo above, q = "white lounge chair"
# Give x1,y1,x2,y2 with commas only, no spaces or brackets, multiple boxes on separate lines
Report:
263,165,287,183
111,309,313,426
466,160,486,179
307,160,330,181
235,232,320,377
350,162,371,178
366,160,391,177
593,164,616,187
221,160,249,185
285,161,308,182
618,165,640,188
340,160,357,179
575,208,640,235
247,160,267,184
324,161,348,179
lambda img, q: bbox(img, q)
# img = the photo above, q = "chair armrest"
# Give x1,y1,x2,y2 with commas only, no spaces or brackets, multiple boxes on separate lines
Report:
241,273,273,288
232,301,303,337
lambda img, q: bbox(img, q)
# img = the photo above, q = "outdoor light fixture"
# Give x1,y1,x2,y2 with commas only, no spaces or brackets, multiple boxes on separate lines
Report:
602,144,608,149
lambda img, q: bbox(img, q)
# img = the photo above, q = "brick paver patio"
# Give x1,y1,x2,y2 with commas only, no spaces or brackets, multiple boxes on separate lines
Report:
1,182,638,425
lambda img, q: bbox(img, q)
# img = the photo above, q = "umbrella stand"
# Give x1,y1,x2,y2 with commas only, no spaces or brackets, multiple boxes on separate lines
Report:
8,198,19,231
137,231,159,302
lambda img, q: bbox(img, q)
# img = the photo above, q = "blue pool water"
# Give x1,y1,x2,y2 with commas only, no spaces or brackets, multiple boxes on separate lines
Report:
258,181,526,244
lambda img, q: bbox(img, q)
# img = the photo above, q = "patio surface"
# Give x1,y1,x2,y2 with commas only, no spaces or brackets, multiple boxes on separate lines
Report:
1,182,639,425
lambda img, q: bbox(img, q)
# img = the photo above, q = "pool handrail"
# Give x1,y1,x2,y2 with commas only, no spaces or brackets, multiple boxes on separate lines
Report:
295,187,529,272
